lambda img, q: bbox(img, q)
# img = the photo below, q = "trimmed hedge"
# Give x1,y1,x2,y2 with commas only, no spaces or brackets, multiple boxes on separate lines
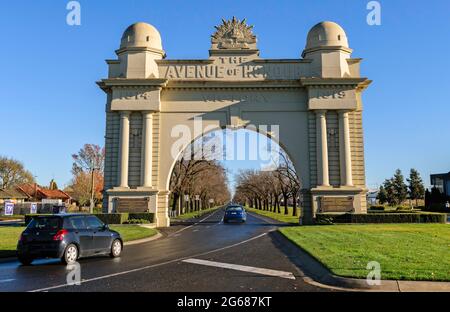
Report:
25,212,155,225
94,213,129,225
129,213,154,223
316,212,447,224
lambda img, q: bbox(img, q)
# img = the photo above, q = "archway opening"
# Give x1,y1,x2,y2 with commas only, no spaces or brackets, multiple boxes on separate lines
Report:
167,127,303,220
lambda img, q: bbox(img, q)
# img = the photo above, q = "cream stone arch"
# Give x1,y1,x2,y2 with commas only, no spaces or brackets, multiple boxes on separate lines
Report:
98,18,371,227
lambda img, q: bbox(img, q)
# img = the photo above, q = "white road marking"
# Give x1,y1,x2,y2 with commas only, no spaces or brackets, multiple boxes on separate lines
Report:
0,279,15,283
29,231,271,292
193,229,199,232
182,258,296,280
169,208,222,237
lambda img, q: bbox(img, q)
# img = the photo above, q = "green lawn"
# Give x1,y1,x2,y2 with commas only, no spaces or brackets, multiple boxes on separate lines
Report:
246,207,301,224
109,225,158,242
0,225,158,258
0,227,23,258
280,224,450,281
174,206,220,220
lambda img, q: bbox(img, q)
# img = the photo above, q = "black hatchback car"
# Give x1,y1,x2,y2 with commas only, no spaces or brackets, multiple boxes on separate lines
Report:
17,214,123,265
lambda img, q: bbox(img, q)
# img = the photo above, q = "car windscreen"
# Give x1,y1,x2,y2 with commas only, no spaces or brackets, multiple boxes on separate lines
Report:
27,217,62,231
226,207,243,212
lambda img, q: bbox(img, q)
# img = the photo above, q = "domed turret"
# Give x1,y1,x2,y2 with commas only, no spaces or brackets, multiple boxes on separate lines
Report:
111,22,165,79
120,22,164,53
302,21,353,78
305,21,349,51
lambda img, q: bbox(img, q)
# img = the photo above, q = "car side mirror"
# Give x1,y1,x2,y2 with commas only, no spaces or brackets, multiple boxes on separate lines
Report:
103,224,109,230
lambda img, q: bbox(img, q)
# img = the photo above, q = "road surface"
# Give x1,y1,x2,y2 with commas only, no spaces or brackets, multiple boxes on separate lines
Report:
0,208,330,292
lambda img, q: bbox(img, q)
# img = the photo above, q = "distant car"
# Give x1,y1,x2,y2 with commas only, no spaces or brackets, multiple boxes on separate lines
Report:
223,205,247,223
17,214,123,265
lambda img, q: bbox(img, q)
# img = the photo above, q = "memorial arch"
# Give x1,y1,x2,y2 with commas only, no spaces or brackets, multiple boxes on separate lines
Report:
98,18,371,227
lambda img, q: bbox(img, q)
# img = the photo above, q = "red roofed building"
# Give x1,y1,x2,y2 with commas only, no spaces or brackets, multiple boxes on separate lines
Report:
16,183,71,204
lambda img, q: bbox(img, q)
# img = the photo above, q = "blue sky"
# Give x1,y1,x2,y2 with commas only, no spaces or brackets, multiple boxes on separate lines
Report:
0,0,449,190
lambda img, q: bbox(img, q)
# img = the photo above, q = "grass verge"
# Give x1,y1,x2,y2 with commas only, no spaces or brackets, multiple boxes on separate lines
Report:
246,207,300,224
0,225,158,258
279,224,450,281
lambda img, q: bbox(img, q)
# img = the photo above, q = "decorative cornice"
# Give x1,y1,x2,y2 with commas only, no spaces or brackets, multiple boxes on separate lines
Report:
302,46,353,58
163,79,303,90
97,78,168,92
156,59,215,65
300,77,371,89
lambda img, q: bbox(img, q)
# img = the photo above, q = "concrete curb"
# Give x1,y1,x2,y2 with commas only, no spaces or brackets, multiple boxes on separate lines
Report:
124,232,162,246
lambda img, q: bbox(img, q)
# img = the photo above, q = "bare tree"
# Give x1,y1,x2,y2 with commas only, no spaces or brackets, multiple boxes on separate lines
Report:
71,144,105,213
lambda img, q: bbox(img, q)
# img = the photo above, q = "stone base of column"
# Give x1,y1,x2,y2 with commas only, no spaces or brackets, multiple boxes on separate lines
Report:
156,191,171,228
105,188,158,214
310,186,367,216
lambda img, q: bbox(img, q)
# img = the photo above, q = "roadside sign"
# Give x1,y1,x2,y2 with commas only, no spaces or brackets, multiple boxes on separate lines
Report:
195,195,200,201
30,203,37,214
4,202,14,216
209,199,214,203
184,195,189,202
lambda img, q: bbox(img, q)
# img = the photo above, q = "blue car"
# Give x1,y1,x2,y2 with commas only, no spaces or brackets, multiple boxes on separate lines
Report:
223,205,247,223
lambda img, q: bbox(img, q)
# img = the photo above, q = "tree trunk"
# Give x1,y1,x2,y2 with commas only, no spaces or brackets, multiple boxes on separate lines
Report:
283,194,289,215
292,195,297,216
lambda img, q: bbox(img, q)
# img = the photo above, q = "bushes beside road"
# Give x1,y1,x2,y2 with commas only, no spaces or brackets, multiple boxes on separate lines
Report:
316,212,446,224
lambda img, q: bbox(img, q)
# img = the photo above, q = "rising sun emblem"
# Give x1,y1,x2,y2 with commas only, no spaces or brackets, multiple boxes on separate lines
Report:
211,16,257,49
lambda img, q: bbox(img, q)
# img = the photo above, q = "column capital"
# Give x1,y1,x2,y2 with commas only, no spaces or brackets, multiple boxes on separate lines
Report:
141,110,155,116
119,110,131,117
314,109,327,115
337,109,352,115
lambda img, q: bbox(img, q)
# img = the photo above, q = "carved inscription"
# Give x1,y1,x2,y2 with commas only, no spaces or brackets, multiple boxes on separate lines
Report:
320,197,354,213
202,93,268,102
317,90,346,99
161,57,302,80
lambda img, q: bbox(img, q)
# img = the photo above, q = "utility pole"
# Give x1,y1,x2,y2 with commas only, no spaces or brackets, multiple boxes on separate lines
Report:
89,160,95,214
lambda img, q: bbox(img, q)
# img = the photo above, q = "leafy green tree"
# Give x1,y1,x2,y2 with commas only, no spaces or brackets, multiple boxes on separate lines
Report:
383,178,397,206
377,185,388,205
392,169,408,205
407,169,425,207
0,156,35,188
49,179,58,190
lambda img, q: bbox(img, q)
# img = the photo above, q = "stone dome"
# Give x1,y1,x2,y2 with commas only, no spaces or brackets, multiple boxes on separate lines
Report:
120,22,163,51
305,21,349,50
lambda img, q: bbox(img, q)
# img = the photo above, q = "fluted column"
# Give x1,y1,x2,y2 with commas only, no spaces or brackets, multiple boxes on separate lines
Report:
316,110,330,187
339,110,353,186
141,111,153,188
118,111,130,188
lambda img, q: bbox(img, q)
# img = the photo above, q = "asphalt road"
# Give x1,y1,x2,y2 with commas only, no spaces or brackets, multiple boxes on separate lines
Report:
0,208,330,292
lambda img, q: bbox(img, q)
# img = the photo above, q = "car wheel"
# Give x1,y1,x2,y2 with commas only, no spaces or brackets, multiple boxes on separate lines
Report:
110,239,122,258
62,244,78,265
18,256,33,266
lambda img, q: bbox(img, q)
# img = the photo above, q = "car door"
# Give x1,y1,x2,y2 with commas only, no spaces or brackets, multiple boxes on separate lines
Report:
66,216,93,256
85,216,111,253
